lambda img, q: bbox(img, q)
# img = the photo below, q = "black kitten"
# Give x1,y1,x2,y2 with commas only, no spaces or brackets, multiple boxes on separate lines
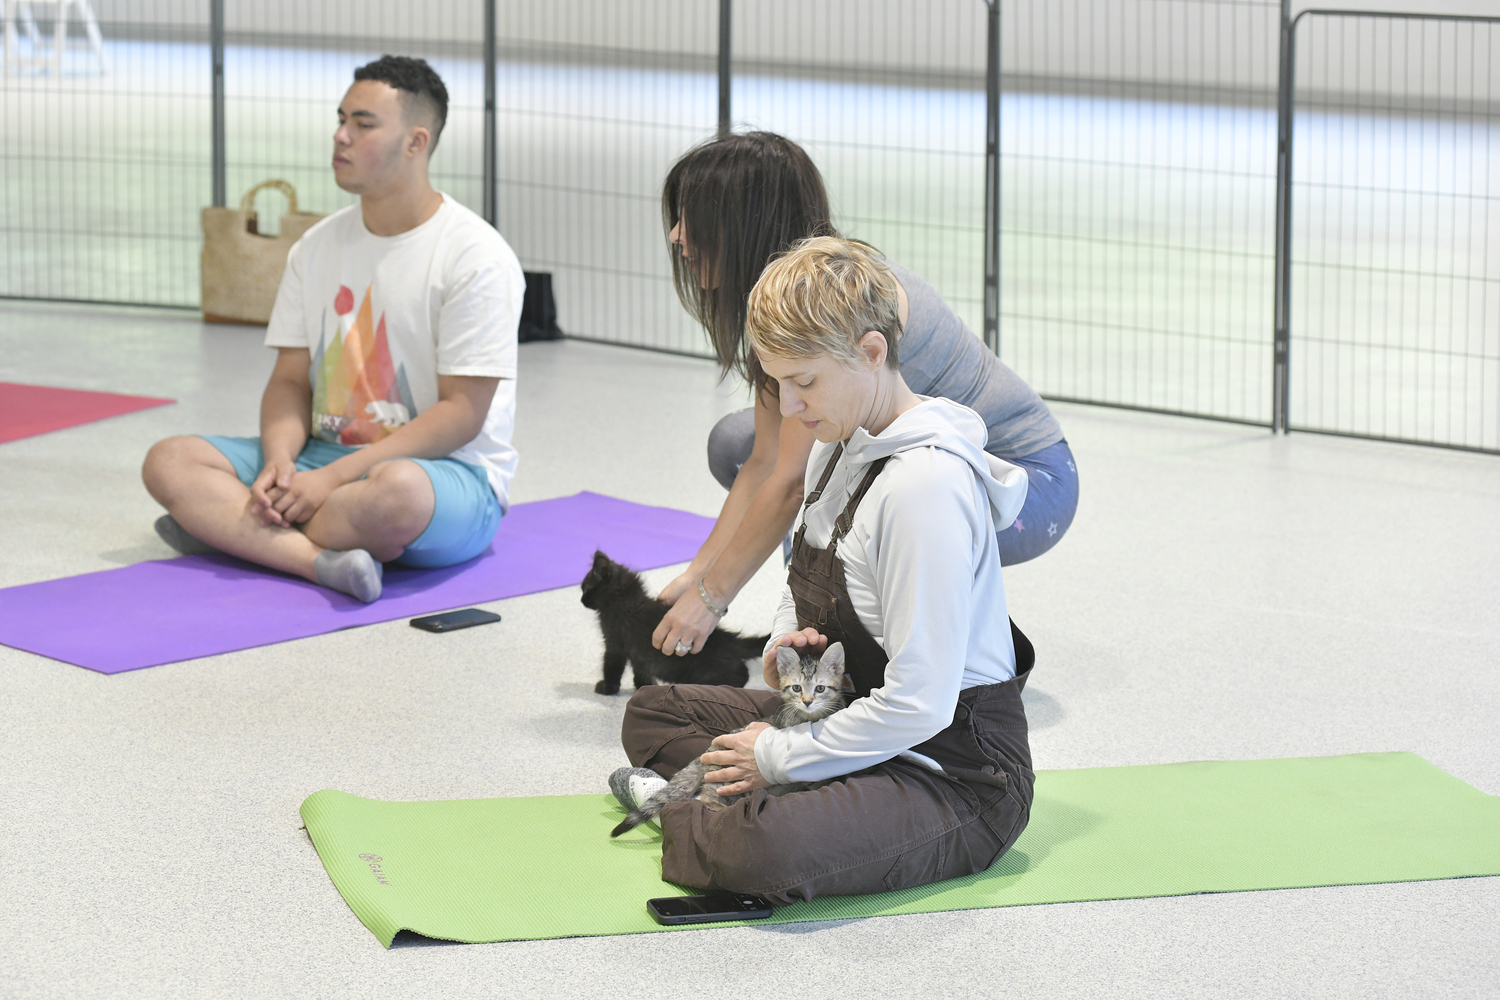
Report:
580,550,768,695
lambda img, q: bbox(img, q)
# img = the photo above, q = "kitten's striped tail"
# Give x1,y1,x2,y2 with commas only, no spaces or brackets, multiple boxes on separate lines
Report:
609,763,705,838
609,808,654,838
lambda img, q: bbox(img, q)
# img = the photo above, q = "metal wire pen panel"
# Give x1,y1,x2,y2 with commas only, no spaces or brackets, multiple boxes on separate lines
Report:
1,0,210,307
490,1,719,357
1289,14,1499,453
222,2,487,238
732,0,989,340
6,0,1495,458
999,0,1282,425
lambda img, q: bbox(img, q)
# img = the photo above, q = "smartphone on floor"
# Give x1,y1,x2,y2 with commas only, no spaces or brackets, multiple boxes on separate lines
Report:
409,608,501,633
647,893,774,925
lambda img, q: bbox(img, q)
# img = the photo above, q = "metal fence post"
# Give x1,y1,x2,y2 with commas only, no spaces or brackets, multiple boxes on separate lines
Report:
982,0,1000,355
1271,0,1295,433
210,0,225,208
483,0,497,227
718,0,732,138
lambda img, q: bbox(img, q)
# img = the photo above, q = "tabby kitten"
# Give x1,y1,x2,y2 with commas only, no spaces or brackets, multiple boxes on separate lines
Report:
580,550,769,695
610,642,847,837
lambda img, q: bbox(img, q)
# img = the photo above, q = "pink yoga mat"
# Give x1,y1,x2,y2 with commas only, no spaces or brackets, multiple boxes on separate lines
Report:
0,382,175,444
0,492,715,674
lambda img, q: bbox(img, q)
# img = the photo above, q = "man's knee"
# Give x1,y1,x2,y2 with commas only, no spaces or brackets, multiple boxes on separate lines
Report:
142,436,226,504
361,460,435,539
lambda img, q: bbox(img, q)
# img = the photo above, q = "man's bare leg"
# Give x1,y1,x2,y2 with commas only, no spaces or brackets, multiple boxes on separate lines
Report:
142,436,324,580
300,459,435,562
143,440,435,600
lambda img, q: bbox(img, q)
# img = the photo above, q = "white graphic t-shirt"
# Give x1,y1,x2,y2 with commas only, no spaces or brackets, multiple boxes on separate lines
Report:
265,194,525,508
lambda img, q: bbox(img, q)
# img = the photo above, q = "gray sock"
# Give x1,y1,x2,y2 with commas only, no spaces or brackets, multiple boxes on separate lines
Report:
313,549,383,603
154,515,221,556
609,766,667,812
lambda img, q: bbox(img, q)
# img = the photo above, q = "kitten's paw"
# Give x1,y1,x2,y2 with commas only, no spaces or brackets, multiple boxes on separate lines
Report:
595,679,621,695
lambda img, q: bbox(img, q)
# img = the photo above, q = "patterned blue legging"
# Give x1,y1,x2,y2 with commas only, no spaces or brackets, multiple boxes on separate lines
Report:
707,408,1079,566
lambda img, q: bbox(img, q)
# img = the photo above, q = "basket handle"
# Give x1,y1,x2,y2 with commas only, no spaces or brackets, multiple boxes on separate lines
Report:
239,179,299,216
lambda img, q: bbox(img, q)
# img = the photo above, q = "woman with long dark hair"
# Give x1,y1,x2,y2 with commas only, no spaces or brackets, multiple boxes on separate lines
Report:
651,132,1077,660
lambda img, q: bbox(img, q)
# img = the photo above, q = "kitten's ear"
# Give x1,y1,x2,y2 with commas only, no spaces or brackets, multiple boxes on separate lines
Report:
775,645,800,675
592,550,610,570
821,642,845,675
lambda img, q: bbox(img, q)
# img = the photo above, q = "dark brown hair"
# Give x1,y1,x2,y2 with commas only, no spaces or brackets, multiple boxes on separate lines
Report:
354,55,449,154
662,132,837,388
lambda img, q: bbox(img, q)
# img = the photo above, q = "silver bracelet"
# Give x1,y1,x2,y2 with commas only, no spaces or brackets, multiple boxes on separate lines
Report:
697,579,728,618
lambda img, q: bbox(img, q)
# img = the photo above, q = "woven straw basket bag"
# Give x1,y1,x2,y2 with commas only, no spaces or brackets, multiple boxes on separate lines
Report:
201,180,323,325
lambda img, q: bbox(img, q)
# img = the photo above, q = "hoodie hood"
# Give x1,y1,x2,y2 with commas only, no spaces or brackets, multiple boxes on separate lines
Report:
843,397,1028,528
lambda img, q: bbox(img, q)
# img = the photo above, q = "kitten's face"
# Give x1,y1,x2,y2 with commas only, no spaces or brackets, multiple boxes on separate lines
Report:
774,642,847,720
579,550,619,609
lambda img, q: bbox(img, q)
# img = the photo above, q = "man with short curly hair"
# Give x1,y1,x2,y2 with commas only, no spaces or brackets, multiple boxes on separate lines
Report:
143,56,524,603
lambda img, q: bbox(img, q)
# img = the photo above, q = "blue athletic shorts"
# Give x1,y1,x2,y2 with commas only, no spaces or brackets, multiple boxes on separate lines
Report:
199,435,502,569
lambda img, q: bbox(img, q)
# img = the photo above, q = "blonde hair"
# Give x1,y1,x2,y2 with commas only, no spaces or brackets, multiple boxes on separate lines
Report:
745,236,902,371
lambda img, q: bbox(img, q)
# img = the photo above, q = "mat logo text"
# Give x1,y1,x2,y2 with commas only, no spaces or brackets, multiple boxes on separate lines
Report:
358,853,391,885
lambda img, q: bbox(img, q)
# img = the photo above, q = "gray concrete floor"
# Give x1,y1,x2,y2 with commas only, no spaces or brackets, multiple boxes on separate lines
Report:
2,299,1498,999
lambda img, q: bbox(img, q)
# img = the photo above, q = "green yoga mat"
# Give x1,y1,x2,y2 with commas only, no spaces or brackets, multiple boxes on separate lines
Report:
300,752,1500,947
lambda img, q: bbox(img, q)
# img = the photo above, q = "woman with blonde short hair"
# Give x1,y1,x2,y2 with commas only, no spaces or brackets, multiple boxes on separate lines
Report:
649,131,1075,665
612,237,1035,903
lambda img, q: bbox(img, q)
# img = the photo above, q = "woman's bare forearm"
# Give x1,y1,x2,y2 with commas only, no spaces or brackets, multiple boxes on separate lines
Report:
651,398,814,653
698,470,804,605
691,396,816,606
663,390,817,616
683,451,776,575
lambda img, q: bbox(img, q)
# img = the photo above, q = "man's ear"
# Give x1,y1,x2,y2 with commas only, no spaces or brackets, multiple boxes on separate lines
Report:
407,125,431,158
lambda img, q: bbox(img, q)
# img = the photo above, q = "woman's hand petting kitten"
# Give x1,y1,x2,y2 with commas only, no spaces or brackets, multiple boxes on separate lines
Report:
762,628,828,687
700,722,774,797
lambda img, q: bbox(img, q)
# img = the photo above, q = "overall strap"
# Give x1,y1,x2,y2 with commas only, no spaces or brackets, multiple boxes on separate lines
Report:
791,443,845,559
830,457,891,544
803,443,844,509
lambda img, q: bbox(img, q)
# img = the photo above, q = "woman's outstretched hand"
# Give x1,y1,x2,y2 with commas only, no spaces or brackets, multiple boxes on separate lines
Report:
761,628,828,687
652,574,727,656
700,722,773,797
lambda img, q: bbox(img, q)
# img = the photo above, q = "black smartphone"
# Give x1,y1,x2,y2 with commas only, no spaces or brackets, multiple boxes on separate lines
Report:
646,893,774,925
409,608,501,633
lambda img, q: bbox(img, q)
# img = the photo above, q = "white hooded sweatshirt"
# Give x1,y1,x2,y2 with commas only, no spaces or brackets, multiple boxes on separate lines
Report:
754,396,1029,785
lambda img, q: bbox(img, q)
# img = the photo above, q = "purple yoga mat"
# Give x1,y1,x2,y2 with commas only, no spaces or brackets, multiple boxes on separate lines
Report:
0,492,714,674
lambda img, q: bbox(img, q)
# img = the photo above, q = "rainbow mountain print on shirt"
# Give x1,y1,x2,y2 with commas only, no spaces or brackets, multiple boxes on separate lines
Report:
310,284,417,445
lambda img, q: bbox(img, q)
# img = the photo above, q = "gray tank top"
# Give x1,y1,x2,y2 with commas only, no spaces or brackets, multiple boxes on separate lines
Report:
888,260,1063,459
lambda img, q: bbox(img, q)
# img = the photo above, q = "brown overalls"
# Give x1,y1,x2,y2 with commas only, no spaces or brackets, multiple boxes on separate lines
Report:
621,445,1035,906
